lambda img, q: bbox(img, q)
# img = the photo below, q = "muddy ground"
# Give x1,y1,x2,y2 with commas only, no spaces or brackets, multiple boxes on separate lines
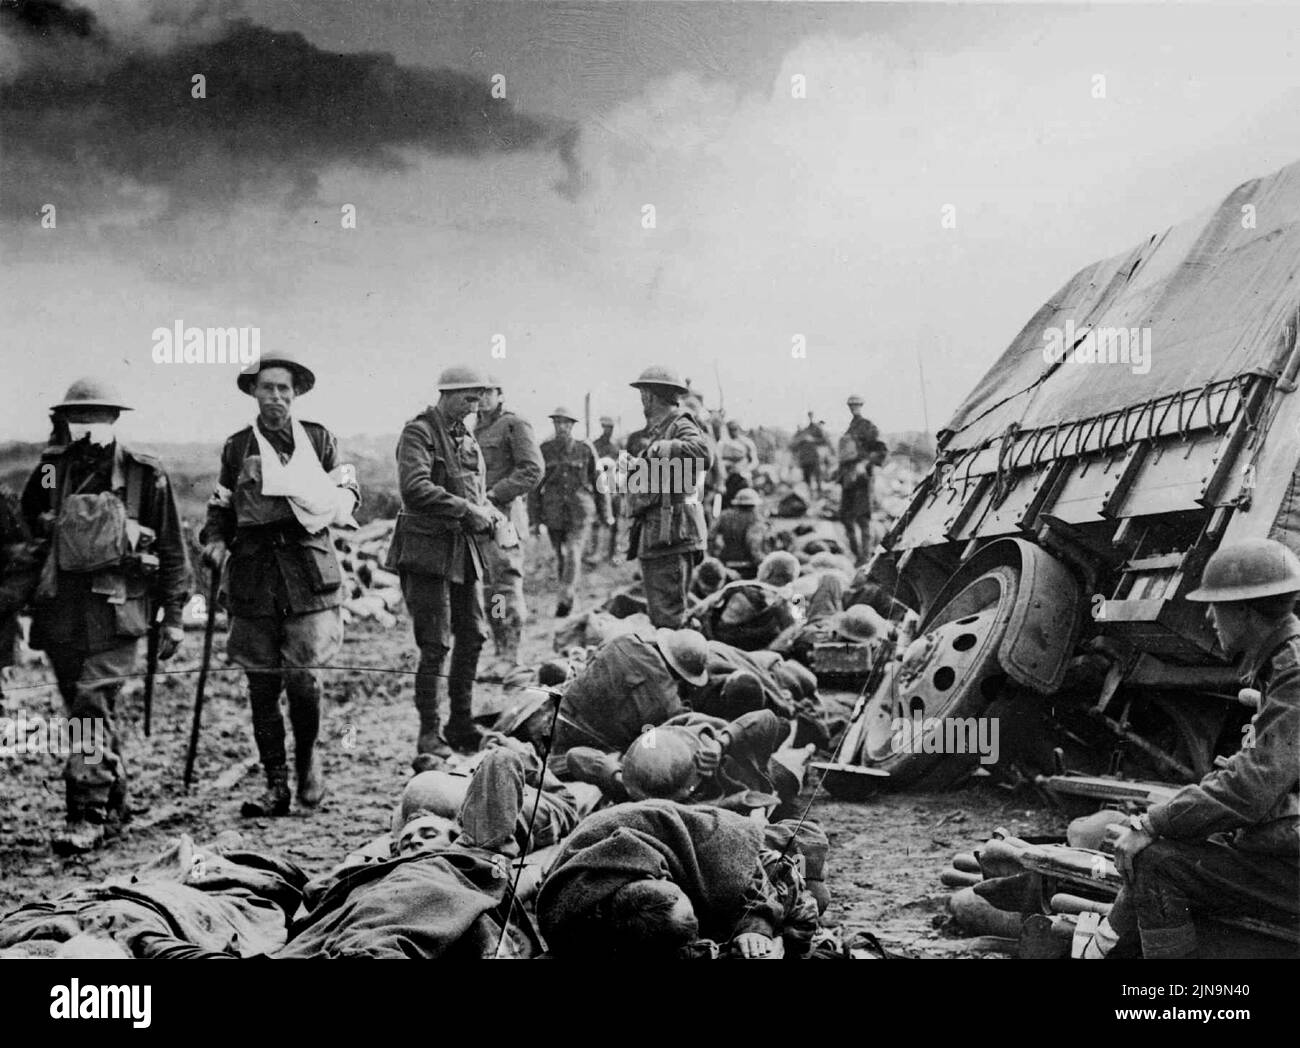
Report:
0,541,1067,957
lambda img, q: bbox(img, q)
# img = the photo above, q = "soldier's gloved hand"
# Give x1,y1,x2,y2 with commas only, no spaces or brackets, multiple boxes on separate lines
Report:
158,626,185,661
604,514,615,527
201,539,227,570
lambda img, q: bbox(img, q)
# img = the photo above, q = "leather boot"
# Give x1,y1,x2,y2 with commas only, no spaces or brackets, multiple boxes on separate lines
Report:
53,820,107,856
445,645,486,754
295,744,325,807
287,674,325,808
414,677,452,771
241,763,290,817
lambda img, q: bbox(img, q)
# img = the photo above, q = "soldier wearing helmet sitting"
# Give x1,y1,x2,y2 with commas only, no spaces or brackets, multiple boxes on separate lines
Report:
689,551,802,651
707,487,769,578
1086,538,1300,959
547,628,710,774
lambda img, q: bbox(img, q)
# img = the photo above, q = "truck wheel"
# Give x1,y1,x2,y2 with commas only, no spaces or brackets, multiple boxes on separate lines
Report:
853,565,1021,789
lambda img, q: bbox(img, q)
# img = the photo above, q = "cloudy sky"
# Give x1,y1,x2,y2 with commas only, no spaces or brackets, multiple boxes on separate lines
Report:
4,0,1300,444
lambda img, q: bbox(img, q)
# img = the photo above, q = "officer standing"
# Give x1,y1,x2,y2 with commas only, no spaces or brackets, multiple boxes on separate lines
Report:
531,407,611,618
624,366,713,628
473,379,543,676
201,353,360,817
21,378,190,854
386,366,497,769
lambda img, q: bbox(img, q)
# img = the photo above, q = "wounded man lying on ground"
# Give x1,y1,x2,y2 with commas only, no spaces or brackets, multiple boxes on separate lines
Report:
559,709,815,820
278,743,582,959
537,799,827,959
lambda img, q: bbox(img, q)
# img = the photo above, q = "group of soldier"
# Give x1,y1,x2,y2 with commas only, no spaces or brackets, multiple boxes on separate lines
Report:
789,396,888,562
1,355,784,852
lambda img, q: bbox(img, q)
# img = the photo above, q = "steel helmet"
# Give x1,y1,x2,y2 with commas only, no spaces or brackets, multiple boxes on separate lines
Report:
715,670,765,720
1185,538,1300,602
831,604,887,643
494,688,556,737
549,406,579,423
436,365,490,392
694,557,727,589
236,352,316,395
51,377,133,412
654,627,710,686
630,365,688,394
397,769,470,828
731,488,761,508
599,415,615,427
622,725,699,800
757,551,800,587
847,394,865,406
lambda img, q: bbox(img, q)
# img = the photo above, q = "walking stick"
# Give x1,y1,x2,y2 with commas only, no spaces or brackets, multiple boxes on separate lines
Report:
142,607,161,737
184,562,222,790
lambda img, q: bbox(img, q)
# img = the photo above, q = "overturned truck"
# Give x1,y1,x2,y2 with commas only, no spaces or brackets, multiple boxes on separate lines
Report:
852,159,1300,790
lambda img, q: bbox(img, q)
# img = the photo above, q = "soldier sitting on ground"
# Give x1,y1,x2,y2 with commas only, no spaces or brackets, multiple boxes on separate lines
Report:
707,487,769,578
688,551,802,651
1083,538,1300,959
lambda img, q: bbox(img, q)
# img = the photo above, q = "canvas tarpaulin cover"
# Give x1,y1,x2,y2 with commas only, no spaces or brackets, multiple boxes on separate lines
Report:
943,160,1300,453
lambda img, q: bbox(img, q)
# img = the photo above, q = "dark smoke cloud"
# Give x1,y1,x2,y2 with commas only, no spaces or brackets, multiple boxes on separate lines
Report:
0,0,583,223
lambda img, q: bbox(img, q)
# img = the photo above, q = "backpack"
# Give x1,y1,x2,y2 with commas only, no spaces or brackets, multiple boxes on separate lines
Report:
55,492,133,573
48,455,148,575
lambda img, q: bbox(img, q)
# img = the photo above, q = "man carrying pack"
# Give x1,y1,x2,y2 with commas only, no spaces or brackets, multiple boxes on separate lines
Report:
386,366,498,770
21,378,190,854
474,379,543,677
201,353,360,818
625,366,713,629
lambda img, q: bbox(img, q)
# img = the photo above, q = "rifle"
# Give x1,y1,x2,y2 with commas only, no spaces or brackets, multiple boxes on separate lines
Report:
142,606,161,737
1036,773,1179,807
184,563,222,789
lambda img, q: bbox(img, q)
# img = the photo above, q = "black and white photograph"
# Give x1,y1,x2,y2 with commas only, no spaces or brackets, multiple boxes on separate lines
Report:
1,0,1297,1018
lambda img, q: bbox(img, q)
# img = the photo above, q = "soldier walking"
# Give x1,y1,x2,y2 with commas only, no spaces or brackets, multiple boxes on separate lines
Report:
838,394,881,563
624,366,713,628
587,415,622,564
21,378,190,854
531,407,611,618
385,366,497,770
791,412,829,496
201,353,359,817
474,379,543,677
